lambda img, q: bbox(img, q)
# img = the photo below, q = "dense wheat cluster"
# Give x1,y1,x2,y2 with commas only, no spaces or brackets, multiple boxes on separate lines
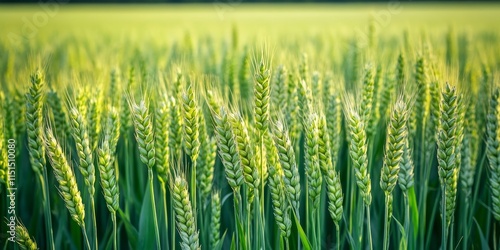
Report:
1,4,500,250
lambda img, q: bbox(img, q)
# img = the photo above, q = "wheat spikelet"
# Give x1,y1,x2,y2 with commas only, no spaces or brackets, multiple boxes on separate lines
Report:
97,137,120,213
26,70,46,175
437,83,460,226
45,128,85,227
322,73,333,109
0,113,7,184
286,73,302,143
131,99,156,169
182,85,201,162
299,53,309,82
253,59,271,134
210,191,221,248
486,88,500,220
396,53,406,87
6,96,17,140
447,95,465,221
69,107,96,197
15,222,38,250
75,88,89,122
13,90,26,138
169,96,184,158
380,98,408,194
155,100,170,185
120,81,131,136
271,64,288,118
326,92,343,164
424,80,441,160
172,175,201,250
311,71,321,105
105,106,121,153
360,64,375,133
239,48,252,102
272,120,301,211
413,56,430,133
263,131,279,186
460,101,479,200
344,97,372,205
298,79,313,124
88,93,103,150
230,113,259,203
268,162,292,238
378,69,395,119
47,90,70,138
370,65,383,123
212,106,243,190
304,113,322,208
197,110,216,202
399,138,415,191
317,112,333,174
325,167,343,224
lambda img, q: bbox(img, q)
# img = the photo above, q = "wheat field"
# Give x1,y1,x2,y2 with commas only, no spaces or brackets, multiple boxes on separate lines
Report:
1,3,500,250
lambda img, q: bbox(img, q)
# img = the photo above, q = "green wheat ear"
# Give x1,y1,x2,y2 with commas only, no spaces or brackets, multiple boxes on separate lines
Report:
487,88,500,220
45,128,86,227
253,58,271,134
69,107,96,197
211,106,243,191
268,161,292,238
272,120,301,212
182,85,201,163
97,137,120,213
131,99,156,169
0,112,7,184
304,112,322,208
26,70,46,175
15,221,38,250
230,112,259,203
380,98,409,195
437,83,462,225
344,96,372,206
210,191,222,248
172,175,201,250
155,99,171,185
